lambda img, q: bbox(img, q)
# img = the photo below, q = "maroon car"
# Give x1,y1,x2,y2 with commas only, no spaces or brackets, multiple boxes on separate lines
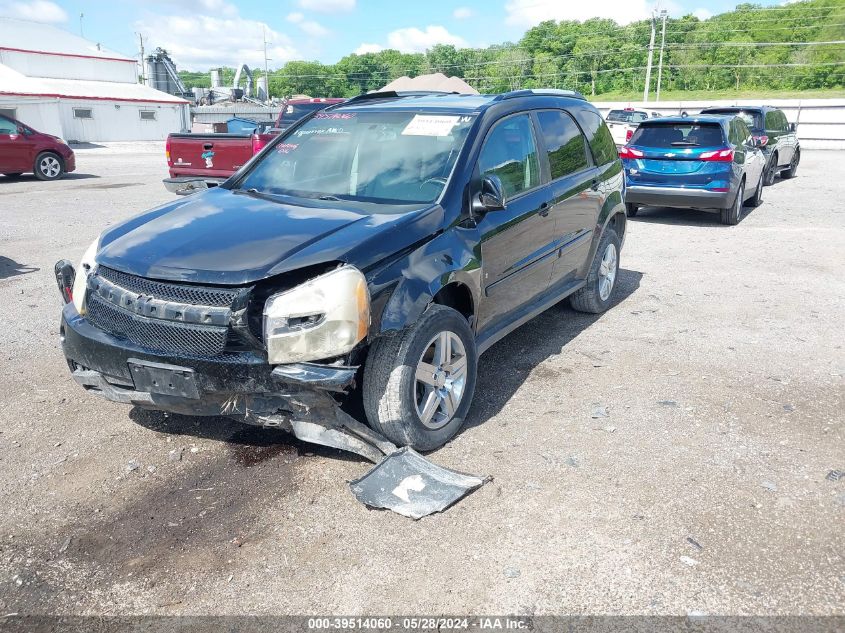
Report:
0,115,76,181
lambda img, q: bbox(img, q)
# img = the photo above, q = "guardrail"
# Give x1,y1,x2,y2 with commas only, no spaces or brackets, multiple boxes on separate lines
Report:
592,98,845,149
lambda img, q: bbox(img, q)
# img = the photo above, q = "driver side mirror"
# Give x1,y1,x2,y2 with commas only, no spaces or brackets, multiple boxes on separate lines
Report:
789,122,797,133
472,175,506,214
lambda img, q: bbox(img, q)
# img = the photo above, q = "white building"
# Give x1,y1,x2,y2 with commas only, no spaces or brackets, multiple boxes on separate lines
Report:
0,18,189,142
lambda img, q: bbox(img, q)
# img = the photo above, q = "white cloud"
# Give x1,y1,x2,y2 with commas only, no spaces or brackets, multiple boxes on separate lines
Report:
0,0,68,23
286,11,329,37
692,7,712,21
386,25,468,53
136,13,299,71
298,0,355,13
453,7,474,19
355,42,384,55
504,0,652,27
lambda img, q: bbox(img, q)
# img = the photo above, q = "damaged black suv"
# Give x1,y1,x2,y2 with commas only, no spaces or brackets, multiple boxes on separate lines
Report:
56,89,626,452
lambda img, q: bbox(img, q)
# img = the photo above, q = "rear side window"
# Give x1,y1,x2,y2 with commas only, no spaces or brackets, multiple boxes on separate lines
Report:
573,110,617,166
630,122,725,148
535,110,588,180
478,114,540,199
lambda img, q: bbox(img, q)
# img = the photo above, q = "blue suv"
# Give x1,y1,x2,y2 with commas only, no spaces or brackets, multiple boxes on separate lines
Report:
621,115,766,225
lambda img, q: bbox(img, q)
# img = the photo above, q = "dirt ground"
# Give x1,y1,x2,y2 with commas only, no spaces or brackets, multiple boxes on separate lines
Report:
0,143,842,617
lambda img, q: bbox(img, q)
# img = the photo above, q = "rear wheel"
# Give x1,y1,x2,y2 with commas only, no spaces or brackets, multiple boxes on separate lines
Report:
782,149,799,179
570,227,621,314
625,203,639,217
720,181,744,225
363,304,477,450
34,152,64,181
763,154,778,186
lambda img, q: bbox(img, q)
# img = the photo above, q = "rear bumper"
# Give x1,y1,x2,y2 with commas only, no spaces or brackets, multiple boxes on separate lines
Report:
625,185,732,210
163,176,226,195
59,301,357,424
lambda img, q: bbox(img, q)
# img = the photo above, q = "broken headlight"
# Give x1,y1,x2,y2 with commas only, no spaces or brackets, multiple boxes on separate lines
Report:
72,237,100,316
263,266,369,364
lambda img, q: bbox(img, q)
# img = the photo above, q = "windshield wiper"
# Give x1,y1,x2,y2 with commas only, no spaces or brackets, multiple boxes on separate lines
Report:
233,187,287,203
317,194,342,201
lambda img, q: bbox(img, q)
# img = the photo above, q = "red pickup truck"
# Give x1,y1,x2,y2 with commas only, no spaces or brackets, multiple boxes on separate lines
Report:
164,98,343,195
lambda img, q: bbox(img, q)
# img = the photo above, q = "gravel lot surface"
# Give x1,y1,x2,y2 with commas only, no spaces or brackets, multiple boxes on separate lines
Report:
0,143,842,616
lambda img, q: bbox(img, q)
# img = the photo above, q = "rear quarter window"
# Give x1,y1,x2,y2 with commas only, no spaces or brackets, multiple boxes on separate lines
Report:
630,122,725,148
573,109,617,166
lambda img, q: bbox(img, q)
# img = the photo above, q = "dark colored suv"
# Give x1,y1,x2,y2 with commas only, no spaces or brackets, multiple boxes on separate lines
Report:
698,106,799,185
54,90,626,450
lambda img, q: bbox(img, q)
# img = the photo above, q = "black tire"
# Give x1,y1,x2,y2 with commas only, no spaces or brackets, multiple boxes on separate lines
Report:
33,152,64,181
362,304,477,450
569,226,621,314
720,181,744,225
763,153,778,186
782,149,799,179
3,173,23,178
625,203,639,217
748,172,763,207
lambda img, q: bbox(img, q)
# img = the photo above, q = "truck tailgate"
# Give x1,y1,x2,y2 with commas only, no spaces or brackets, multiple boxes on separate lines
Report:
167,134,255,180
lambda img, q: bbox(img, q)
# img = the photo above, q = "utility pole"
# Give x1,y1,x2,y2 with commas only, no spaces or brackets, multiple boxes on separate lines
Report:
655,10,668,102
643,10,656,103
137,33,146,85
262,26,272,100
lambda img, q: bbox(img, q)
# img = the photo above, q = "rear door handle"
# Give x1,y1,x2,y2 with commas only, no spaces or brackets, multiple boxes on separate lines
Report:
538,202,550,217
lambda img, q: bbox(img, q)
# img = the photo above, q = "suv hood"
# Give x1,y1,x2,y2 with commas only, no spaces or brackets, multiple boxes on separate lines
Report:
97,187,445,285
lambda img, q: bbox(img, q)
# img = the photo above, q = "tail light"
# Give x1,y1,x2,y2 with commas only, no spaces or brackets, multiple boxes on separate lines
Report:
753,135,769,147
699,148,735,162
165,136,172,166
626,128,634,142
618,146,644,159
251,134,267,155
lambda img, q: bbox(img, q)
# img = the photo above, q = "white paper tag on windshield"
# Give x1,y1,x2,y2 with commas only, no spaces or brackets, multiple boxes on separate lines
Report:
402,115,460,137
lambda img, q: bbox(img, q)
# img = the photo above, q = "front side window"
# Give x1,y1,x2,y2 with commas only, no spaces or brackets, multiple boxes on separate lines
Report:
0,116,17,134
536,110,588,180
477,114,540,200
239,110,476,204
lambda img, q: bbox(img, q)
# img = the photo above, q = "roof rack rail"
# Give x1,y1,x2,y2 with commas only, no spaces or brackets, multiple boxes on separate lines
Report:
334,90,459,107
494,88,586,101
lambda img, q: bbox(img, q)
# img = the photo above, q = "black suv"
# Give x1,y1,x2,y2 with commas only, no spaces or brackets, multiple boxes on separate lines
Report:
699,105,800,185
55,90,627,450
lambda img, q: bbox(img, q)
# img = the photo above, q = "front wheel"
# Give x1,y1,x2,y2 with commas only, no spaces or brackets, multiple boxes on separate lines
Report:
782,149,799,178
363,304,478,450
720,181,744,225
570,227,621,314
34,152,64,181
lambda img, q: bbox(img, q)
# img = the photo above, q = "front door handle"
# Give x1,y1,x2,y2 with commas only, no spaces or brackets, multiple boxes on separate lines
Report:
538,202,550,217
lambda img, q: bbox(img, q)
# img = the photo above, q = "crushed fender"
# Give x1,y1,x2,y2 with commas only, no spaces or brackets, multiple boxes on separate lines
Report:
349,447,489,519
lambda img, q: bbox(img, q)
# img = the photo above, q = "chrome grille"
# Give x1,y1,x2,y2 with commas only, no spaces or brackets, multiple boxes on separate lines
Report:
97,266,238,307
87,293,229,357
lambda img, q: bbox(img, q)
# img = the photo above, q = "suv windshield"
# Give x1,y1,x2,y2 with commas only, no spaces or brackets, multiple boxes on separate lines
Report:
702,109,763,131
607,110,646,123
239,110,476,204
630,122,725,147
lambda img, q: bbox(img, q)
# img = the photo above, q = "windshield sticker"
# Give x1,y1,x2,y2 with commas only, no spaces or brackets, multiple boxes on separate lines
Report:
314,112,356,120
294,127,347,137
276,143,299,154
402,115,460,137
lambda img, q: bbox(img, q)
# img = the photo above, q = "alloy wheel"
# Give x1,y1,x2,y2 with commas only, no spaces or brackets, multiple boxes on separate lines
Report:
598,242,618,301
414,331,468,430
40,156,61,178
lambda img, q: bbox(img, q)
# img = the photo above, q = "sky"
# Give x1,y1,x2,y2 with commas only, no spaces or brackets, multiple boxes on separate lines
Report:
0,0,788,71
